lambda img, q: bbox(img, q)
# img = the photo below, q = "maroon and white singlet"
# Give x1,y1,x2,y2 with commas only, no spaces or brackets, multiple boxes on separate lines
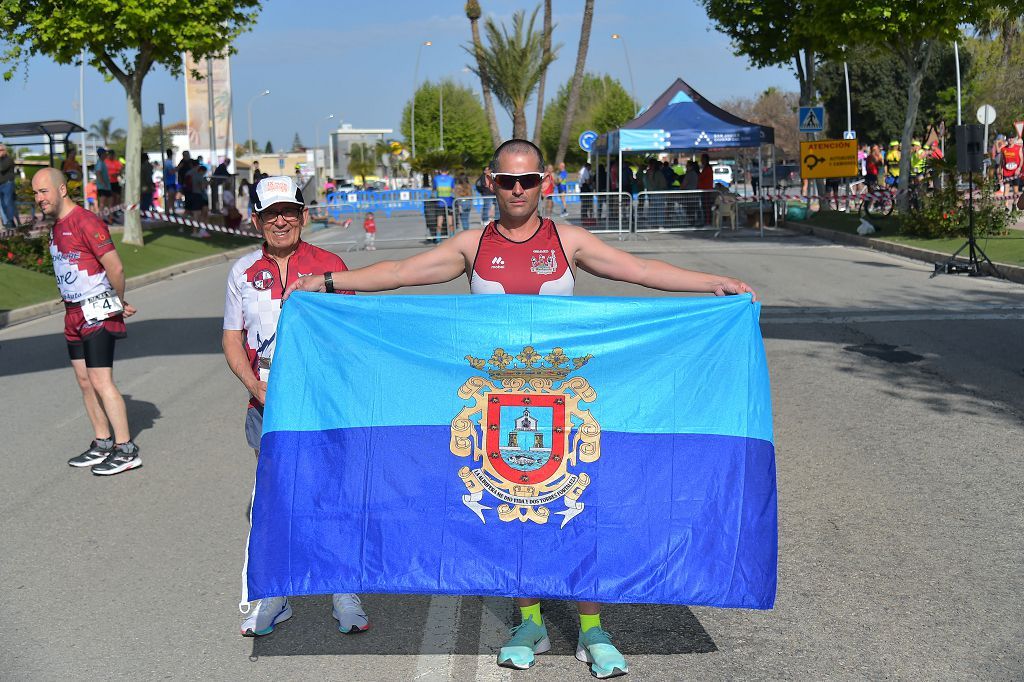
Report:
470,217,574,295
223,240,350,405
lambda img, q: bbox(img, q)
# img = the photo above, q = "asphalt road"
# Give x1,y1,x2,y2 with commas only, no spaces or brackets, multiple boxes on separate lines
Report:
2,222,1022,681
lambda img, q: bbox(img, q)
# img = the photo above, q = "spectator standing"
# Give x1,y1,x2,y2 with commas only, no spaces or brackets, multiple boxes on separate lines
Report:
363,211,377,250
0,143,16,227
698,154,714,225
140,152,154,212
555,161,569,216
162,149,177,213
85,177,98,213
222,180,242,231
94,148,113,221
432,166,455,240
475,169,494,227
579,162,594,224
454,172,473,231
104,152,123,208
62,148,83,181
541,164,556,217
885,142,901,186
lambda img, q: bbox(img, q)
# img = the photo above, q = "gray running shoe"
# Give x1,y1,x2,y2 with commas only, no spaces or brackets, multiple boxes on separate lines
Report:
69,440,113,468
332,593,370,633
91,442,142,476
241,597,292,637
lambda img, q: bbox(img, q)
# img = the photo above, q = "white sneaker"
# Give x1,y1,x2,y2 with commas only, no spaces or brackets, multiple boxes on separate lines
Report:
240,596,292,637
332,593,369,633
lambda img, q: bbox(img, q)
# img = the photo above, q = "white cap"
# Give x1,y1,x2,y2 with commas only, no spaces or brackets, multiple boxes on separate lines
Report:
254,175,304,213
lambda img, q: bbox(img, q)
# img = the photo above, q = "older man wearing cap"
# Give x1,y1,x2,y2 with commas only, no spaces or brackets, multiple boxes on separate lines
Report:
222,175,370,637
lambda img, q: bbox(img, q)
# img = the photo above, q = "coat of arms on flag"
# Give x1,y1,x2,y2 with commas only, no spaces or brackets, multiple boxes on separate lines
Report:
450,346,600,527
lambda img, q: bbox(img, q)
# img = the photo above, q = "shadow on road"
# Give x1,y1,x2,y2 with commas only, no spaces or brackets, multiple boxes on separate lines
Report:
0,317,224,378
123,393,161,438
250,594,716,658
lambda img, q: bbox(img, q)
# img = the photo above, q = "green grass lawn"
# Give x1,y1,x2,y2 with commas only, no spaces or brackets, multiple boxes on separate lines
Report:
802,211,1024,267
1,225,258,313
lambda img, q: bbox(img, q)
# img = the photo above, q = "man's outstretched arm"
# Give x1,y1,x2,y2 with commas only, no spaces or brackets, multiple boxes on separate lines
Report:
284,231,477,298
565,225,758,300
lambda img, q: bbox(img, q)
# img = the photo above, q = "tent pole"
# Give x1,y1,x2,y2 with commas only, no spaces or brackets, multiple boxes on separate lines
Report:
758,144,764,238
618,138,624,236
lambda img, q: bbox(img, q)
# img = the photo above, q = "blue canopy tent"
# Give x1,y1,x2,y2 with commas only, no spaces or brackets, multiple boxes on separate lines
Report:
594,78,777,233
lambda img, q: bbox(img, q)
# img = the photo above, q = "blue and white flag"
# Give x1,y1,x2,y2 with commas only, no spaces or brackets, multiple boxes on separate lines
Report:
246,293,777,609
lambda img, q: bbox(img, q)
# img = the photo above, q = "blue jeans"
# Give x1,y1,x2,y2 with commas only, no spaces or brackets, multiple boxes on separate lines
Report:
0,180,16,226
479,196,494,226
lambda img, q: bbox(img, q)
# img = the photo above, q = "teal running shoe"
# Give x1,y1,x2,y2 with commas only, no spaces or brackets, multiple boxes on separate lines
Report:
576,626,629,678
497,618,551,670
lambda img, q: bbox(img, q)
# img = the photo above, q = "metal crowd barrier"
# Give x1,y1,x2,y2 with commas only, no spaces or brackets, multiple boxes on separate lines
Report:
632,190,721,232
311,197,459,250
537,191,632,236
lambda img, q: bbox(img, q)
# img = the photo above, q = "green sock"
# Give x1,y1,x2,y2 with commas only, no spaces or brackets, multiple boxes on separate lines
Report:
579,612,602,632
520,603,542,625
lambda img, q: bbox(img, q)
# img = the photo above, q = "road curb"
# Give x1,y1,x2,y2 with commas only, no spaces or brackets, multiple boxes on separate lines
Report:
0,245,256,330
795,222,1024,284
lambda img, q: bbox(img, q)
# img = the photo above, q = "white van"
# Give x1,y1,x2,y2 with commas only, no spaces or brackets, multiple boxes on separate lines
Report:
711,164,733,188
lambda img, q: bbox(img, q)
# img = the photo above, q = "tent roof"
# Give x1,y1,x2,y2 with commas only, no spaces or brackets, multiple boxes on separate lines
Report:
0,120,86,139
598,78,773,153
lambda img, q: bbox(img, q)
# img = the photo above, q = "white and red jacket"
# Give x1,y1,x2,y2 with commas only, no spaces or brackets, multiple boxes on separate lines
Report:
224,240,350,402
470,218,574,295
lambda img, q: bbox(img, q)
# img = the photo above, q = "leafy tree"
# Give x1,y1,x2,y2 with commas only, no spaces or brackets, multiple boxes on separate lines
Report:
831,0,1024,205
540,74,635,167
701,0,840,106
291,133,305,152
817,44,962,145
962,34,1024,131
466,7,559,139
721,88,802,160
465,1,502,147
89,117,125,147
264,140,274,153
554,0,594,166
401,80,493,167
532,0,554,146
347,143,377,187
0,1,262,246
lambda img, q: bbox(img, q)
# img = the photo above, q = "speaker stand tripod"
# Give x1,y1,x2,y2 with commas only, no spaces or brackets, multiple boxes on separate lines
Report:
932,172,1004,279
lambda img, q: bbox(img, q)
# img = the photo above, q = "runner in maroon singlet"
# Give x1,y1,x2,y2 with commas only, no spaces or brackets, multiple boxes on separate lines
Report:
285,139,757,678
33,168,142,476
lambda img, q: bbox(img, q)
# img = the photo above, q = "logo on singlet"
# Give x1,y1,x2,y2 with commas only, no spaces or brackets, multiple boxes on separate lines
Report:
490,256,505,269
253,269,274,291
531,250,557,275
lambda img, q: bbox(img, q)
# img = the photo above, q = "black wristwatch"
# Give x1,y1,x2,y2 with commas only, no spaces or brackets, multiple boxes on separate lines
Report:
323,271,335,293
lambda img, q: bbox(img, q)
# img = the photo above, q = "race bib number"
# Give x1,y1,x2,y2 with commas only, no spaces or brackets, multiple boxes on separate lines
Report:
1005,162,1019,171
82,291,124,323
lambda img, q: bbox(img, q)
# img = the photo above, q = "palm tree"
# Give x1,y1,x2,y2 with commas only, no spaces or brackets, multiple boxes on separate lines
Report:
347,143,377,187
555,0,594,166
465,1,503,148
974,8,1023,66
89,117,125,147
467,6,558,140
532,0,553,146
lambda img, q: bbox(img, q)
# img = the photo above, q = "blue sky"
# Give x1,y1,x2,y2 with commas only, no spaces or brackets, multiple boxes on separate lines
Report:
1,1,796,151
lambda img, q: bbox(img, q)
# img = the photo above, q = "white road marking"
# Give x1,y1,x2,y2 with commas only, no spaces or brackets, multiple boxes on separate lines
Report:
413,595,463,681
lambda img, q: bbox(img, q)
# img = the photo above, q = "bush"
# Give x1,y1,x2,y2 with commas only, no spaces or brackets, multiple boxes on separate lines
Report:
899,178,1019,239
1,234,52,274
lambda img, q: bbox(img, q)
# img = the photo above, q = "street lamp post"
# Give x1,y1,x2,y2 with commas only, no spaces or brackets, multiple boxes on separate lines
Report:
411,40,432,159
314,113,335,199
611,34,638,115
246,89,271,164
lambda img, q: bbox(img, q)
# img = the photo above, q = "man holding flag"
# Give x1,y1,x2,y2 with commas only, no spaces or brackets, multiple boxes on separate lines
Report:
223,175,370,638
285,139,756,678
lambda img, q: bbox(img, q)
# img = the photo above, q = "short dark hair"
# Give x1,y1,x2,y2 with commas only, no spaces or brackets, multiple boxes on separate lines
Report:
490,139,544,172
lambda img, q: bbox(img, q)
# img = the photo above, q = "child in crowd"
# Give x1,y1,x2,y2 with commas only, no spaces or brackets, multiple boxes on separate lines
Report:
85,177,98,214
363,211,376,250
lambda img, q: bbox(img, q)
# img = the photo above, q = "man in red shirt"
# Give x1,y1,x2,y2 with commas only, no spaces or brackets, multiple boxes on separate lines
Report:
32,167,141,475
105,154,124,207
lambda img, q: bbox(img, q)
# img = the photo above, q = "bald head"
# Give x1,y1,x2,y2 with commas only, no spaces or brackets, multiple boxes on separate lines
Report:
32,167,71,219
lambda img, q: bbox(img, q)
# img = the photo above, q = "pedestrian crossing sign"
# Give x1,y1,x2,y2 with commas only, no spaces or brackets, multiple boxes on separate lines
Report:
799,106,825,133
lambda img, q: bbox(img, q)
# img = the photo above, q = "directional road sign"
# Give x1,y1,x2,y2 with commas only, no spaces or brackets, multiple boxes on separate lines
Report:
578,130,598,152
799,106,825,133
799,139,858,179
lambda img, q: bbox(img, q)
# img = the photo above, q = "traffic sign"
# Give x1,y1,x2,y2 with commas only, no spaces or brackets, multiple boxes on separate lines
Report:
843,130,856,140
578,130,598,152
1015,120,1024,137
977,105,996,125
799,139,858,179
798,106,824,133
